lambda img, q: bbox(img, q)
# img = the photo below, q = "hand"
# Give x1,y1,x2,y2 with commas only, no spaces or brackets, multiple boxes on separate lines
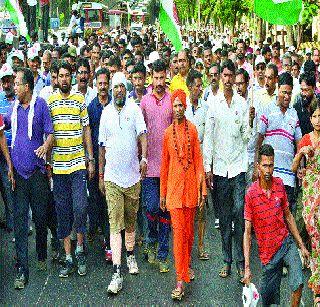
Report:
198,195,206,209
160,197,166,212
297,168,306,180
249,106,255,122
87,162,95,180
7,165,15,191
205,171,213,189
300,145,314,157
99,177,105,195
140,160,147,179
34,145,47,159
300,245,310,267
243,268,252,286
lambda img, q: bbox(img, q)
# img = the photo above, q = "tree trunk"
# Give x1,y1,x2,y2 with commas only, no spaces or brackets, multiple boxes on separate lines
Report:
286,26,294,47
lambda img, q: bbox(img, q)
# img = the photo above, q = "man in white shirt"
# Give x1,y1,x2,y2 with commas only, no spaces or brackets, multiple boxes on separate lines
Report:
185,69,210,260
203,60,254,282
72,58,97,106
39,62,59,102
98,72,147,294
203,63,221,104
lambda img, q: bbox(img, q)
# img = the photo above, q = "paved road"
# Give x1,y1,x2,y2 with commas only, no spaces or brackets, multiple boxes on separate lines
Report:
0,206,314,306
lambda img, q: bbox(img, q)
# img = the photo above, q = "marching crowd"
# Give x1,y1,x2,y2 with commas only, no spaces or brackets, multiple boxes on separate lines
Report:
0,23,320,306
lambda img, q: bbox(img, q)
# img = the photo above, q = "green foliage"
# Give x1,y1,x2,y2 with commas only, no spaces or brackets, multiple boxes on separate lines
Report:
300,0,319,27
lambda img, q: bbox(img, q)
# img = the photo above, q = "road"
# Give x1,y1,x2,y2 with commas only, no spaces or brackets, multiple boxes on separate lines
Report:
0,206,314,306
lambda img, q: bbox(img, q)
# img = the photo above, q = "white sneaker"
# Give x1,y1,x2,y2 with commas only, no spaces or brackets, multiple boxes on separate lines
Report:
107,272,123,294
232,221,235,232
127,255,139,274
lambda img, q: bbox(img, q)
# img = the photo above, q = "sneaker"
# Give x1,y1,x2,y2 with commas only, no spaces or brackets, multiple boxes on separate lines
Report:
107,272,123,294
14,268,27,290
37,260,47,271
214,219,220,229
105,249,112,262
75,252,87,276
147,246,156,264
127,255,139,274
159,259,170,273
59,260,75,278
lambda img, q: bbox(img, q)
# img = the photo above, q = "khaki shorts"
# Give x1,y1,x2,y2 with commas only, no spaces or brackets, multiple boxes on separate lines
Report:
105,181,141,233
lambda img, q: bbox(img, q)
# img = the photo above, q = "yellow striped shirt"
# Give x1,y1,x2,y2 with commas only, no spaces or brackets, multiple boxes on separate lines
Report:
48,90,89,175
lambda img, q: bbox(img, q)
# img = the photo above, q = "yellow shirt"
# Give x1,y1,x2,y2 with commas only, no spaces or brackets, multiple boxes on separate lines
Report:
48,90,89,175
169,73,190,96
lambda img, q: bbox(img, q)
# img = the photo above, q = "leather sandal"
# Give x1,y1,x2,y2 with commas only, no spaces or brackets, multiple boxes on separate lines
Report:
219,264,231,278
171,282,184,300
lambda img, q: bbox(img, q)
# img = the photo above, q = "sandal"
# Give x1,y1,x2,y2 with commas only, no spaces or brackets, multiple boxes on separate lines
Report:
314,294,320,307
189,268,195,281
171,282,184,300
219,265,231,278
198,250,210,260
237,268,245,284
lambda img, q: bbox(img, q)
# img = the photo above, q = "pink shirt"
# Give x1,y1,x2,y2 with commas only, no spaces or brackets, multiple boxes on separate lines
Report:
140,91,173,177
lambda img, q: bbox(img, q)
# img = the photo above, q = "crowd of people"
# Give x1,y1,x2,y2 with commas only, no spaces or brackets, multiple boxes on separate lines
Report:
0,21,319,306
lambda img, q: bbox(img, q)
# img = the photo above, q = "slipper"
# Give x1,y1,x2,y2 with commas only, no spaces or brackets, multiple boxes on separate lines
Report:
198,250,210,261
171,282,184,300
189,268,195,281
219,265,231,278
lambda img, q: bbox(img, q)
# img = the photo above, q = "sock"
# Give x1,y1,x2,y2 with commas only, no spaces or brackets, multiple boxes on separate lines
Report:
125,231,135,251
76,244,84,254
66,254,72,262
113,264,121,275
110,232,122,265
127,250,134,257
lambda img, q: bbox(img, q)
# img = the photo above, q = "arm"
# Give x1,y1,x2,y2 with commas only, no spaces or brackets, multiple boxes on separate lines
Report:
83,125,95,180
203,107,214,188
292,151,304,173
0,130,14,187
160,132,169,211
284,207,309,261
138,132,147,179
243,220,253,285
98,145,106,195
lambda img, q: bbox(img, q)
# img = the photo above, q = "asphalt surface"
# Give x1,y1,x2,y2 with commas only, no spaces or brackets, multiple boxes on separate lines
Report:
0,205,314,306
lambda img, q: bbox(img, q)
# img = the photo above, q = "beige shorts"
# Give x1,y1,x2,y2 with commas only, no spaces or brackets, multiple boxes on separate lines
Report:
105,181,141,233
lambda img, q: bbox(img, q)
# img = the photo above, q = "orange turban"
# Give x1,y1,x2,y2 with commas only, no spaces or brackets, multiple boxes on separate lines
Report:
171,89,187,108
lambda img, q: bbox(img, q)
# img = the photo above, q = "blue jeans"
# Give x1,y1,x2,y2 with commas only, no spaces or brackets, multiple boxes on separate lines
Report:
53,170,88,239
0,154,13,230
142,177,170,261
215,172,246,266
12,170,50,278
261,235,303,306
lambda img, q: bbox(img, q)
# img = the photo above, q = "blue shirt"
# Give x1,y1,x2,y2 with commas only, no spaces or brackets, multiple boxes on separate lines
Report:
4,97,54,179
87,95,109,164
0,91,14,147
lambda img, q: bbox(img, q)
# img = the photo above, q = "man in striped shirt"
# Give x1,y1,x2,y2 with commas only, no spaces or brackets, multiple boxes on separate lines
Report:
47,61,94,278
256,72,302,214
244,144,309,306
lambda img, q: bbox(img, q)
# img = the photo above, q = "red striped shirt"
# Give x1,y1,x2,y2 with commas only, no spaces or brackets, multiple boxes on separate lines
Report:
244,177,289,265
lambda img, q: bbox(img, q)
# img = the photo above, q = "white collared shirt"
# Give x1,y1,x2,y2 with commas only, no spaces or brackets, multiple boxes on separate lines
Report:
203,91,252,178
72,84,97,106
185,98,208,144
99,99,147,188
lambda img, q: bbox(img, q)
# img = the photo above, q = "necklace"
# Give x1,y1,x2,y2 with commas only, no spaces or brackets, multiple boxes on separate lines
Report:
172,118,192,171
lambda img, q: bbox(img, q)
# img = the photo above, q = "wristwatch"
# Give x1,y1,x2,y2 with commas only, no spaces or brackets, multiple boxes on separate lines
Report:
88,158,95,164
141,157,148,164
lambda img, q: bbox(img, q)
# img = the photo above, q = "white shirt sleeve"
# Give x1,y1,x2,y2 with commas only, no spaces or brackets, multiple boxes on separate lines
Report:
134,105,147,136
203,105,215,172
98,110,107,147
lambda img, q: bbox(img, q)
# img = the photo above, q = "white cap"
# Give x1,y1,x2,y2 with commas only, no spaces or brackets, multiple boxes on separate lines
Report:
27,46,39,60
306,48,312,55
144,51,160,67
8,50,24,66
255,55,266,66
0,63,14,79
5,32,14,45
112,72,127,89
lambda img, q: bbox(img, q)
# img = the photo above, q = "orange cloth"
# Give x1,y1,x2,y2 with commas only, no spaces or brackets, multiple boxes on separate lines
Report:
170,207,196,283
160,119,206,211
171,89,187,108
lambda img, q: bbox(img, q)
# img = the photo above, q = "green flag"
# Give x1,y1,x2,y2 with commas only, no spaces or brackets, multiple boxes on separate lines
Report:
254,0,303,25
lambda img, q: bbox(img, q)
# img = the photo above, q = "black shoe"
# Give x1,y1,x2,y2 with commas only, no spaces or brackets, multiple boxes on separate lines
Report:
59,260,75,278
14,268,28,289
